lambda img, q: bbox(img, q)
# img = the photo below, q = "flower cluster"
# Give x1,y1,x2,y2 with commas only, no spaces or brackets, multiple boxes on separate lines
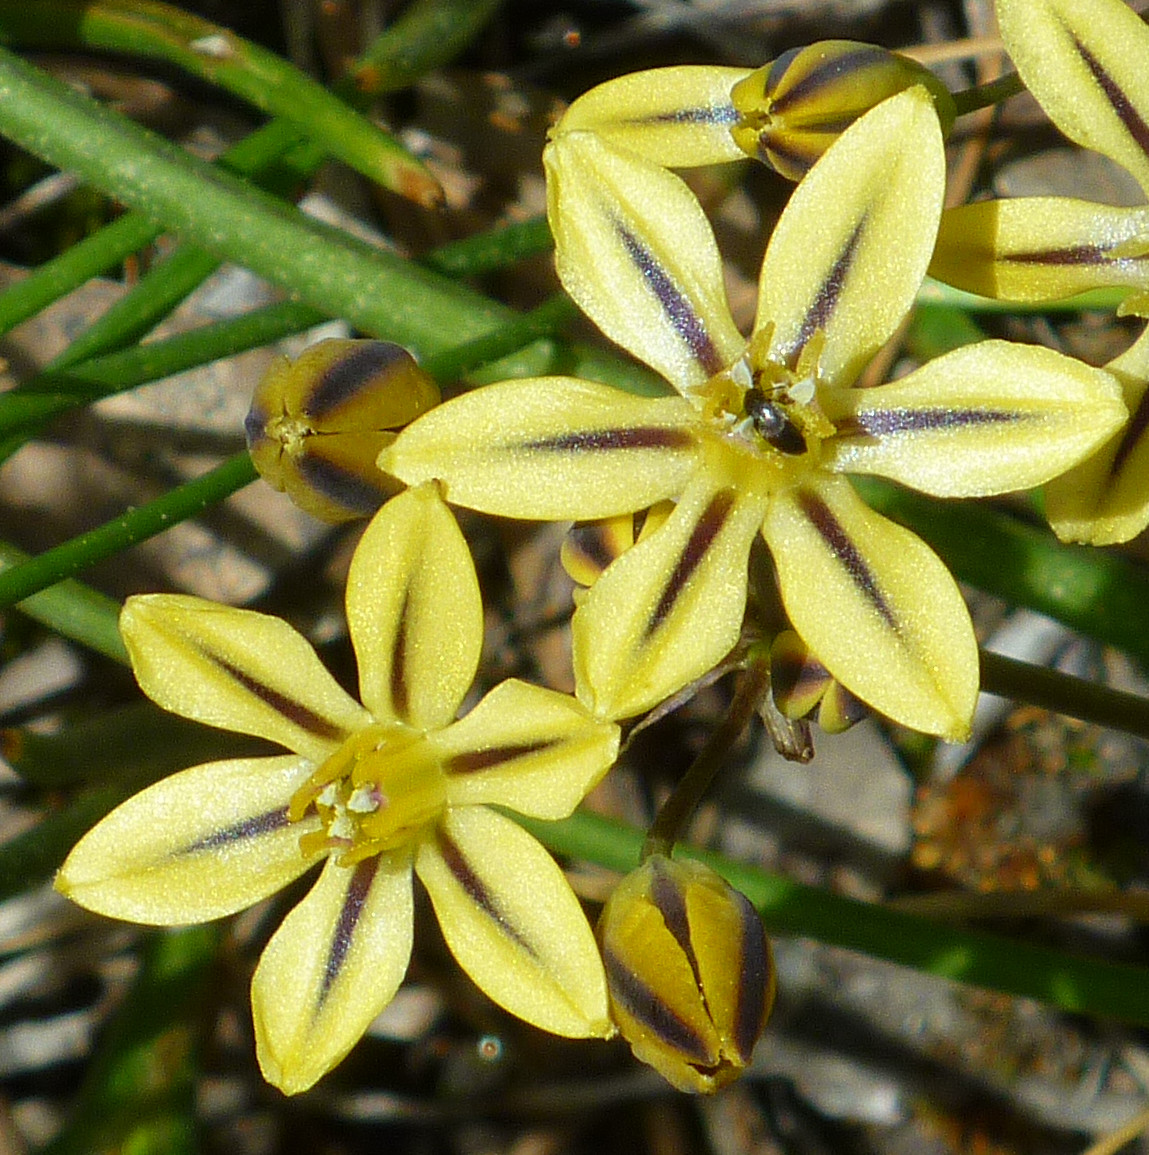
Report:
55,0,1146,1098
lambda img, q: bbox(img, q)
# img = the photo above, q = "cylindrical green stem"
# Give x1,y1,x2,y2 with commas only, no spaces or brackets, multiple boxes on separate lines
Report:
950,70,1025,117
642,650,772,860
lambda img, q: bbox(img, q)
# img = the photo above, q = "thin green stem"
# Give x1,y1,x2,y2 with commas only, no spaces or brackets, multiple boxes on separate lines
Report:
642,650,772,860
0,0,440,204
980,649,1149,739
0,541,127,663
0,453,257,610
950,69,1025,117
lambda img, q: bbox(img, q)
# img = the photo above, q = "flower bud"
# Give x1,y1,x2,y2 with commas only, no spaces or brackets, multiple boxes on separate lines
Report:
730,41,956,180
560,503,674,597
245,339,440,523
598,855,774,1093
770,629,868,733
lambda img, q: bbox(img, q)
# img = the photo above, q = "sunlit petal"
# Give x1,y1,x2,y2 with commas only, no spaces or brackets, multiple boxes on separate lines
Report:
758,87,944,387
438,680,619,817
347,484,481,730
762,475,977,740
120,595,369,762
573,465,768,720
997,0,1149,195
252,853,414,1095
1046,326,1149,544
555,65,749,167
381,376,700,520
417,807,612,1039
931,199,1149,302
545,131,746,394
821,340,1127,495
56,755,320,924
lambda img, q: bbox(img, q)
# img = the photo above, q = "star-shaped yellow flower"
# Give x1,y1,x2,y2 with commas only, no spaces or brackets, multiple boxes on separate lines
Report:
382,89,1125,739
929,0,1149,545
56,483,618,1095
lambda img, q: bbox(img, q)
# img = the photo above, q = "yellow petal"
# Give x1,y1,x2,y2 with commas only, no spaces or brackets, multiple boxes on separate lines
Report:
1046,326,1149,544
120,595,370,762
56,754,320,924
997,0,1149,195
545,131,746,394
931,199,1149,302
417,807,612,1039
252,853,414,1095
347,484,481,730
821,340,1127,495
381,377,700,520
758,87,944,387
573,468,768,721
762,476,977,740
438,680,619,817
554,65,750,167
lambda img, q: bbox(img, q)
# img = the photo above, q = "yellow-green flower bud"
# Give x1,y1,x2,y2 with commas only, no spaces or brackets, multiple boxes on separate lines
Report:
598,855,774,1093
730,41,956,180
245,339,440,523
770,630,868,733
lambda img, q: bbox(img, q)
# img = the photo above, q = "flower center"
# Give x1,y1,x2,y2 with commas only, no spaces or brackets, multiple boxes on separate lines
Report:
287,722,447,866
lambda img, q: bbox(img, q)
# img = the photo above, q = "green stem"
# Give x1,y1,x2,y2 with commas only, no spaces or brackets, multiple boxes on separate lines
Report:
0,452,257,610
0,0,440,204
642,650,771,860
0,541,127,662
980,649,1149,739
950,69,1025,117
521,808,1149,1026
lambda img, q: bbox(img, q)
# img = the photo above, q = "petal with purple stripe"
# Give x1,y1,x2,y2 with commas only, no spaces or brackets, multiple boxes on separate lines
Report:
821,340,1127,496
573,469,768,721
381,376,701,521
252,852,414,1095
762,475,977,740
416,806,611,1039
438,679,619,818
56,754,321,924
347,484,482,730
758,88,944,388
545,131,745,394
120,595,369,762
996,0,1149,195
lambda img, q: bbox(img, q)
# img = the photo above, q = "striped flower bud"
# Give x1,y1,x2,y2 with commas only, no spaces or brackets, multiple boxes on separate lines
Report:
770,630,868,733
245,339,440,523
730,41,956,180
598,855,774,1093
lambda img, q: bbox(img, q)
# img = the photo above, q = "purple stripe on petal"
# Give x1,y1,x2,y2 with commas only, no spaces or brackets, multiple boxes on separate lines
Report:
731,889,771,1063
320,856,380,1003
615,220,726,377
796,489,897,629
1110,385,1149,477
296,451,387,515
389,588,411,724
445,740,554,775
524,427,694,453
784,216,865,366
206,651,349,743
1073,34,1149,159
435,829,538,958
307,342,410,420
650,859,703,990
834,408,1025,438
769,45,892,116
1006,243,1114,267
603,944,714,1065
648,489,737,634
184,805,291,853
647,105,740,127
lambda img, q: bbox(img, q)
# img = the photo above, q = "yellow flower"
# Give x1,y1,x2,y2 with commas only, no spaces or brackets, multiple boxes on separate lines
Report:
382,90,1125,739
56,483,618,1095
929,0,1149,545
